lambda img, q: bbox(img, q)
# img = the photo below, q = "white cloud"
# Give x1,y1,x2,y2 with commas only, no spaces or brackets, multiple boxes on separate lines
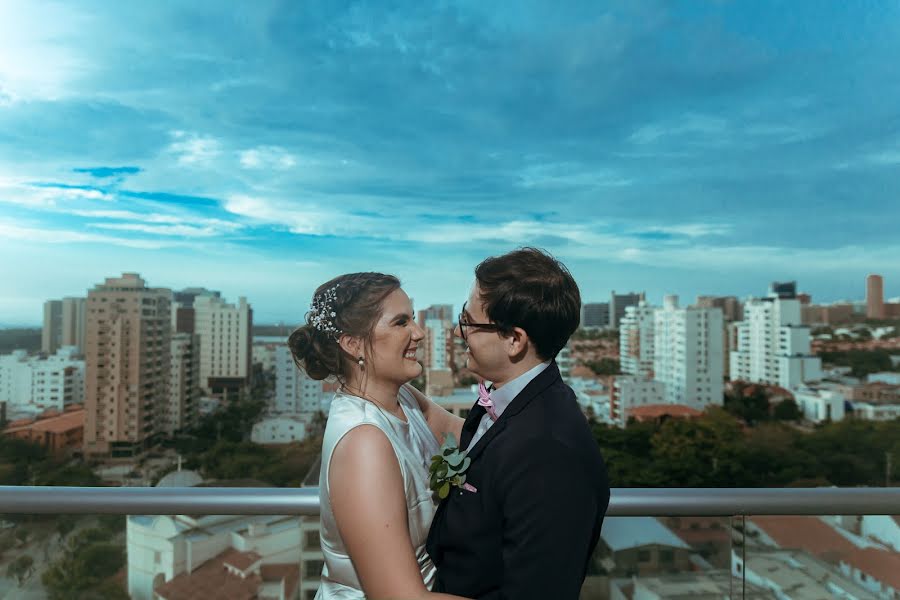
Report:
0,179,112,207
0,219,174,249
167,131,222,166
239,146,297,170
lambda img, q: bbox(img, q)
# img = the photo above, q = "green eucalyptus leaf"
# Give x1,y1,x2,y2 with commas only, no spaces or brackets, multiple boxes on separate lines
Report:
460,457,471,472
457,473,466,485
439,481,450,499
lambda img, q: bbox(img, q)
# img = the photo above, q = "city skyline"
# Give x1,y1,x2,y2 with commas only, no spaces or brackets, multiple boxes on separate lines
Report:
3,2,900,325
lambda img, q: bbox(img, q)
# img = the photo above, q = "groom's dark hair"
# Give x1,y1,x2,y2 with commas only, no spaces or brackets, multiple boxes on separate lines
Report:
475,247,581,360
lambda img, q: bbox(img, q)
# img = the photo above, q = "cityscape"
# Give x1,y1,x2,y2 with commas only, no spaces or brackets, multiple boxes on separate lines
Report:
0,269,898,597
3,1,900,598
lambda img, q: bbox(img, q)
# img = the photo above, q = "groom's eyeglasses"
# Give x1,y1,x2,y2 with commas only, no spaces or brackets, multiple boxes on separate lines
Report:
458,301,504,342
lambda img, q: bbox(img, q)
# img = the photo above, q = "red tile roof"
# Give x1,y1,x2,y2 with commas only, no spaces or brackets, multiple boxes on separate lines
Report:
221,548,261,572
3,409,84,435
628,404,702,419
154,548,299,600
751,516,900,592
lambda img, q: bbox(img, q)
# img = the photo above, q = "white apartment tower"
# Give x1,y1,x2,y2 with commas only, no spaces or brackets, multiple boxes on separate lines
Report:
193,294,252,396
653,295,724,409
83,274,171,457
274,344,324,416
0,346,85,415
729,293,822,389
620,301,656,378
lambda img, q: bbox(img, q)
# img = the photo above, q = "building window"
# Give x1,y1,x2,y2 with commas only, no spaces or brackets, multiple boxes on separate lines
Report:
304,559,324,579
637,550,651,562
305,530,320,550
659,549,674,564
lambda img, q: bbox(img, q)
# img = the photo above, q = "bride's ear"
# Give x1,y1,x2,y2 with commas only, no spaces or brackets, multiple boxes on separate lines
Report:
338,333,362,359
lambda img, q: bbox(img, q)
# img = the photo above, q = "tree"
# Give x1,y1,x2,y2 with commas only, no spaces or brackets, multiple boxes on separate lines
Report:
773,399,801,421
584,358,620,376
7,554,34,585
42,527,125,600
15,527,30,546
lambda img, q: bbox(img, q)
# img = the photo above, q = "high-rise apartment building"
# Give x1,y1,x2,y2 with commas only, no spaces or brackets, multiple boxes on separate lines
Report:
653,295,724,409
581,302,610,329
274,344,323,415
620,301,656,378
42,297,87,355
866,274,885,319
418,305,455,397
729,290,822,390
166,332,200,435
83,274,171,457
695,296,743,322
193,294,252,398
610,291,645,329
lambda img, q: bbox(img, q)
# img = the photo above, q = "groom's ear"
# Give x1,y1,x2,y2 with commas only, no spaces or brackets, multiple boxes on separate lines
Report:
505,326,530,358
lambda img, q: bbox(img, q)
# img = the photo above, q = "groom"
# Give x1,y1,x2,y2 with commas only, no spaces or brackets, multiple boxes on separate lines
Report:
426,247,610,600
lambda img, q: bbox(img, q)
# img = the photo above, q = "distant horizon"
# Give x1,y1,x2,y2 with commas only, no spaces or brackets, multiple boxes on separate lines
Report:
3,2,900,325
3,270,897,329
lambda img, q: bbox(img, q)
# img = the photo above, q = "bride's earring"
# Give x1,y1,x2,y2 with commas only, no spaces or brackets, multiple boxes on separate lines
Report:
357,356,365,369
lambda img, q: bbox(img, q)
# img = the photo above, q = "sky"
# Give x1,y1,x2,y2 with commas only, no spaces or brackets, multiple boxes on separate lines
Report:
2,0,900,326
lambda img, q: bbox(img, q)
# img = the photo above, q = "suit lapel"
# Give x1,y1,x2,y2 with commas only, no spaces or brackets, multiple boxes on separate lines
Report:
464,362,562,463
459,402,486,450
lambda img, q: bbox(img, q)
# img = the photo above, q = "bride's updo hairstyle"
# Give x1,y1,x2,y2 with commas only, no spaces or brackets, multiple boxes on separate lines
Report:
288,272,401,382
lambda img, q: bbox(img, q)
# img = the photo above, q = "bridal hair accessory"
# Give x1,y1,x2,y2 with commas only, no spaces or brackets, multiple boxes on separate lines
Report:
309,284,341,336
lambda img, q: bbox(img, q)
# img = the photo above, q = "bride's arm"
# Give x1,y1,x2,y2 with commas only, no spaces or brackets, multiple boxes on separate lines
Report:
403,383,464,443
329,425,468,600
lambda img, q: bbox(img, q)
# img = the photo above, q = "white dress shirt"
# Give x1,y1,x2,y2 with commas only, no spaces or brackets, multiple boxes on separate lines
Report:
466,360,551,450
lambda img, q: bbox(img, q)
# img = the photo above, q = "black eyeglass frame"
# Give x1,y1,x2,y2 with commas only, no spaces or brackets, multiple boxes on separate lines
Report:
458,301,507,341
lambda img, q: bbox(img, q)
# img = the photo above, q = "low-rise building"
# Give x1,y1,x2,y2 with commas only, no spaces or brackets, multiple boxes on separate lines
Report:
733,548,878,599
2,404,85,455
127,473,301,600
793,386,846,422
609,570,774,600
611,376,666,427
251,416,308,445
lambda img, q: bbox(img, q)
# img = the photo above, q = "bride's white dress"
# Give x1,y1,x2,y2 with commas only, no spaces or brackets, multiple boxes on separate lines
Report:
315,386,440,599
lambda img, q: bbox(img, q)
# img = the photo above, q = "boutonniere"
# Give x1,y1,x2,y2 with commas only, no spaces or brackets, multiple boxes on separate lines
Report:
429,432,473,501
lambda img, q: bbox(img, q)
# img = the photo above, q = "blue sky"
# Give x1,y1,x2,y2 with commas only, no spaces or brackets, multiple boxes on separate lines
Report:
2,1,900,325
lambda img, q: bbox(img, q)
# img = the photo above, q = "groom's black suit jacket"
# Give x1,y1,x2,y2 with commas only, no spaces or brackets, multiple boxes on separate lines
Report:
426,362,610,600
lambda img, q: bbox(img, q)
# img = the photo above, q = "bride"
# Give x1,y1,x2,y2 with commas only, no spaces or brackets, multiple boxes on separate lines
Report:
288,272,468,600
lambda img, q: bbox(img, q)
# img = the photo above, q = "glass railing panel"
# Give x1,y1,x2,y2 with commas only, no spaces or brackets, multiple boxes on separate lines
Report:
741,514,900,599
0,511,322,599
580,516,739,599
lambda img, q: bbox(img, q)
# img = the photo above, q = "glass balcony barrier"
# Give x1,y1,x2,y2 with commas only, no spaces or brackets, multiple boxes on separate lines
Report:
0,487,897,599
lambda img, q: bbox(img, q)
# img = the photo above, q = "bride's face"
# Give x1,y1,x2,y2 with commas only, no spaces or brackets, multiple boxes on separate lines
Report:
367,288,425,385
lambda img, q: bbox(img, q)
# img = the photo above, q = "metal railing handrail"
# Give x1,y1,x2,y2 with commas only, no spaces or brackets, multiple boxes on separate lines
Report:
0,486,898,516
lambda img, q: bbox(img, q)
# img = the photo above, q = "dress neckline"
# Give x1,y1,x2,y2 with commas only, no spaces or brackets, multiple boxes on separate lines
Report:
335,389,409,426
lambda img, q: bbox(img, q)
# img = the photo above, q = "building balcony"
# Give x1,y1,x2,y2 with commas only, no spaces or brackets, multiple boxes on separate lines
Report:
0,486,898,598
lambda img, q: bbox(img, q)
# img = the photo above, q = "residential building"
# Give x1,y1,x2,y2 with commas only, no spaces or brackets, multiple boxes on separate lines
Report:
166,333,199,435
3,404,85,455
42,297,87,355
580,302,610,329
251,415,307,444
83,273,171,457
274,345,324,416
867,274,885,319
126,473,301,600
609,571,774,600
609,291,645,329
653,295,724,409
419,305,455,397
252,336,284,372
194,294,252,398
747,515,900,599
793,385,845,422
695,295,743,322
730,290,822,389
0,346,85,414
611,376,666,427
619,301,655,379
802,302,856,325
596,516,693,578
732,548,878,600
869,372,900,385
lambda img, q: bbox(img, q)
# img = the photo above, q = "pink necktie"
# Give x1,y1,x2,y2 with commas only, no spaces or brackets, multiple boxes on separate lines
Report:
477,382,498,421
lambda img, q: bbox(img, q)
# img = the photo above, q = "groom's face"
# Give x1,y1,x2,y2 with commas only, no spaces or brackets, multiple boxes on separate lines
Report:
456,283,508,382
